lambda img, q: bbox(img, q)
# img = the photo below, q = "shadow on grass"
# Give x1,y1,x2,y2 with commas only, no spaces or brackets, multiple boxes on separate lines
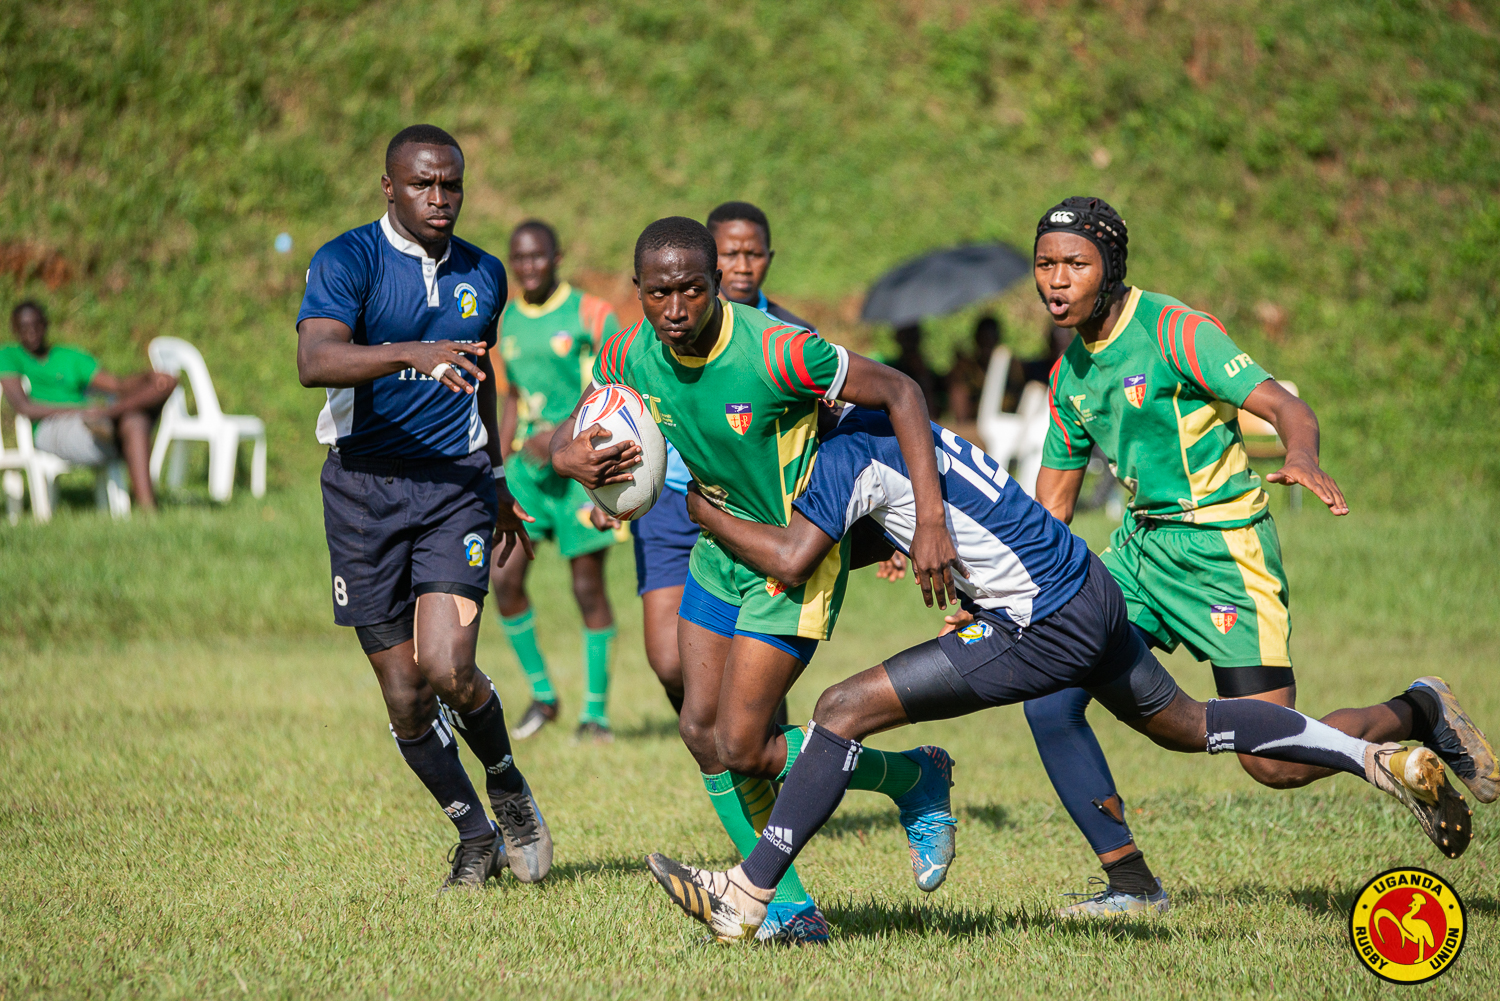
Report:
540,856,655,883
823,893,1178,942
961,803,1014,830
819,809,901,838
1175,883,1500,919
610,717,682,741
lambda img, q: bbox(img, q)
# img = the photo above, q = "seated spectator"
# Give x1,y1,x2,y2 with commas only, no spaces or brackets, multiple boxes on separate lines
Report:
886,323,943,418
945,314,1023,421
0,301,177,511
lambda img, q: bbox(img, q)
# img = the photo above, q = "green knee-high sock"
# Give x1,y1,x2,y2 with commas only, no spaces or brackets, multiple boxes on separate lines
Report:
580,625,615,725
776,724,920,798
702,771,810,905
500,609,555,703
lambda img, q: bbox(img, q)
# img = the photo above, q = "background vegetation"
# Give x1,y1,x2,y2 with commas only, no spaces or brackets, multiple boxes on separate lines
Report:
3,0,1498,508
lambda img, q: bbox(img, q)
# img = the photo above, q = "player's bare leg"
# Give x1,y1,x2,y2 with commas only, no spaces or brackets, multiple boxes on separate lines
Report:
642,585,685,713
491,543,559,737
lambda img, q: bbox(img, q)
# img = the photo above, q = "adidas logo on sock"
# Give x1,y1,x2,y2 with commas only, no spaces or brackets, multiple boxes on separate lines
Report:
443,800,472,819
765,825,794,853
486,754,514,775
1206,730,1236,755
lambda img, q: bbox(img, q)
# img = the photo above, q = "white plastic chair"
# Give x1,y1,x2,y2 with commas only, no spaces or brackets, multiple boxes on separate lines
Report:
975,346,1021,466
0,378,130,523
148,337,266,502
1010,381,1052,498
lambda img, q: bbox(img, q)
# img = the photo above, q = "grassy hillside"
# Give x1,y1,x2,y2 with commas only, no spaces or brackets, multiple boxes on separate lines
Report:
2,0,1498,504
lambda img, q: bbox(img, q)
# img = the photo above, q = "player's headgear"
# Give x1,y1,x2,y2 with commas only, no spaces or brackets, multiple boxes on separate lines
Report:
706,201,771,247
1034,196,1128,320
386,124,463,172
634,217,718,276
511,219,559,254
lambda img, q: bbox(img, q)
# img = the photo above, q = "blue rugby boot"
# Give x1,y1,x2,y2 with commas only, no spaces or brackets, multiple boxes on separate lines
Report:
892,745,957,892
756,898,831,946
1058,877,1171,918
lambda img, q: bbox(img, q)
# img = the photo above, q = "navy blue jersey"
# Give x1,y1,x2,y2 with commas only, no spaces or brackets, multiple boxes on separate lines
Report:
298,216,507,459
794,407,1090,627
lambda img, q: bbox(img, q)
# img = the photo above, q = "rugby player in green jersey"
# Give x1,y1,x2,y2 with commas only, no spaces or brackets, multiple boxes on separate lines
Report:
491,221,621,743
551,217,962,943
1024,197,1495,915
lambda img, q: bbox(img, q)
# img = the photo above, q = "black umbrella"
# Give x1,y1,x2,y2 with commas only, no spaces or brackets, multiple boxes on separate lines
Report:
860,242,1032,328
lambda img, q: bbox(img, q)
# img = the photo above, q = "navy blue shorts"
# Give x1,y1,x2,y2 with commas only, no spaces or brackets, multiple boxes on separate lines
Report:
885,552,1180,723
678,571,819,665
320,449,497,627
631,487,698,595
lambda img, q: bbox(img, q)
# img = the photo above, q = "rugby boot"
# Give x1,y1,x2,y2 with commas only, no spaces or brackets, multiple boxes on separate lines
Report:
646,854,770,943
573,721,615,745
1058,877,1171,918
512,700,559,740
1409,677,1498,803
757,898,831,946
491,778,553,882
892,746,957,892
1365,743,1472,859
438,831,506,894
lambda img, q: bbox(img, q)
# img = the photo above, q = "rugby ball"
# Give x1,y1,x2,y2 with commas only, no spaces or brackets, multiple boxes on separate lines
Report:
573,384,666,520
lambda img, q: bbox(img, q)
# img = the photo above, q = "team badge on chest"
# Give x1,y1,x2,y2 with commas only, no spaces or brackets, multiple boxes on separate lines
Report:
725,403,752,434
550,331,574,356
454,283,479,319
1210,604,1237,633
1123,373,1147,408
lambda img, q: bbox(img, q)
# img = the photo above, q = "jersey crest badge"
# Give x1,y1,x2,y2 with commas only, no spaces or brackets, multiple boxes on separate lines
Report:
765,578,787,597
1210,604,1237,633
455,283,479,319
1349,868,1465,984
463,532,485,568
550,331,574,357
1123,373,1147,408
957,620,994,645
726,403,752,434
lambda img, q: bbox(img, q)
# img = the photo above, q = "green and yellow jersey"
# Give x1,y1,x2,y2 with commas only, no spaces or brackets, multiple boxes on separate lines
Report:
499,282,617,447
593,300,849,527
592,300,852,639
1042,287,1274,528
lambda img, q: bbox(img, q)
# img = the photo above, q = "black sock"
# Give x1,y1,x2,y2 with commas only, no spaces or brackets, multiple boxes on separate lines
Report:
1102,849,1157,896
1393,689,1439,744
740,721,859,891
454,687,525,795
1205,699,1368,776
392,716,493,842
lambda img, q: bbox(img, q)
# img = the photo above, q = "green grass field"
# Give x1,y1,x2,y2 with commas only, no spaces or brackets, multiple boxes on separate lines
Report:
3,494,1497,998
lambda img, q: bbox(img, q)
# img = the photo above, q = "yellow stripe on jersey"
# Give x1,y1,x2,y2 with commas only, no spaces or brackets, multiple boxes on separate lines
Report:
669,300,735,369
1222,524,1291,666
1171,385,1268,525
513,281,572,318
1081,286,1143,354
775,409,820,523
796,541,846,639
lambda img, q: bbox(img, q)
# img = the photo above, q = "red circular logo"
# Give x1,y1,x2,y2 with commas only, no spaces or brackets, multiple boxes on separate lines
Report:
1365,885,1447,966
1349,868,1466,984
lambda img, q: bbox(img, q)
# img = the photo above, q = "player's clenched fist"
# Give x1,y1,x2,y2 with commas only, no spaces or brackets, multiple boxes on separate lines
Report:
550,423,642,489
404,339,488,394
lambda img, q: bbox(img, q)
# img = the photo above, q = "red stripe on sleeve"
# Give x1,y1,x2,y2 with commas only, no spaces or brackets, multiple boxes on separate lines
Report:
787,331,819,392
1181,314,1210,390
764,327,797,394
1046,357,1073,457
760,328,787,392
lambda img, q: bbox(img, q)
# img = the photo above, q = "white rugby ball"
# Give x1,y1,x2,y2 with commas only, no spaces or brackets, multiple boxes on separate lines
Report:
573,384,666,520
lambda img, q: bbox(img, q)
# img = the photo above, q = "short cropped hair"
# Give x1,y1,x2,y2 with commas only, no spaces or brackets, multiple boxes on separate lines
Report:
634,217,719,277
10,300,44,324
386,124,462,173
706,201,771,247
511,219,559,255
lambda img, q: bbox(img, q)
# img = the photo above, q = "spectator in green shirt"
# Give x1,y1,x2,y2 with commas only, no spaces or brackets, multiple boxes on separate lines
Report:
1,300,178,511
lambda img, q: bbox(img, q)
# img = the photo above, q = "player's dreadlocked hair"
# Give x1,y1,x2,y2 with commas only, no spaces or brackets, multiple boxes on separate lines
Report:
706,201,772,247
385,124,463,173
512,219,560,255
1035,196,1129,320
634,216,719,276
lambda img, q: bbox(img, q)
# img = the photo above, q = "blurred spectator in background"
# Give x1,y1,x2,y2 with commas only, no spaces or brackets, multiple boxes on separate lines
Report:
887,323,943,417
1021,323,1076,385
946,314,1017,422
0,301,177,510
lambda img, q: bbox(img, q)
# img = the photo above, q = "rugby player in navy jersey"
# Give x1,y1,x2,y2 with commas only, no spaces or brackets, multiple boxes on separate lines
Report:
646,408,1473,941
296,124,562,892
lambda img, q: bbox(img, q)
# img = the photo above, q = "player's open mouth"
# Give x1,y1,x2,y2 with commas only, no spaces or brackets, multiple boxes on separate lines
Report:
1046,295,1070,317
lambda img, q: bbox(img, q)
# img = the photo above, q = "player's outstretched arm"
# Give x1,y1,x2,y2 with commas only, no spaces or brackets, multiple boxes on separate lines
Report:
1241,380,1349,515
296,317,486,395
837,352,961,608
1035,466,1087,524
683,487,835,586
548,385,643,488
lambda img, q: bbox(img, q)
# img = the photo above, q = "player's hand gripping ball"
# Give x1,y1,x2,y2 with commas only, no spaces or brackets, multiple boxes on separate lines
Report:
572,384,666,520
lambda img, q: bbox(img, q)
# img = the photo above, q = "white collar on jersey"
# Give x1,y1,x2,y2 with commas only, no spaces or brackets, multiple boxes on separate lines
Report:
380,213,451,308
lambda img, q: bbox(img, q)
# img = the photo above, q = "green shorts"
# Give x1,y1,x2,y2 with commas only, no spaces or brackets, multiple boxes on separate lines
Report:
1101,514,1292,671
505,455,616,559
688,531,851,640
